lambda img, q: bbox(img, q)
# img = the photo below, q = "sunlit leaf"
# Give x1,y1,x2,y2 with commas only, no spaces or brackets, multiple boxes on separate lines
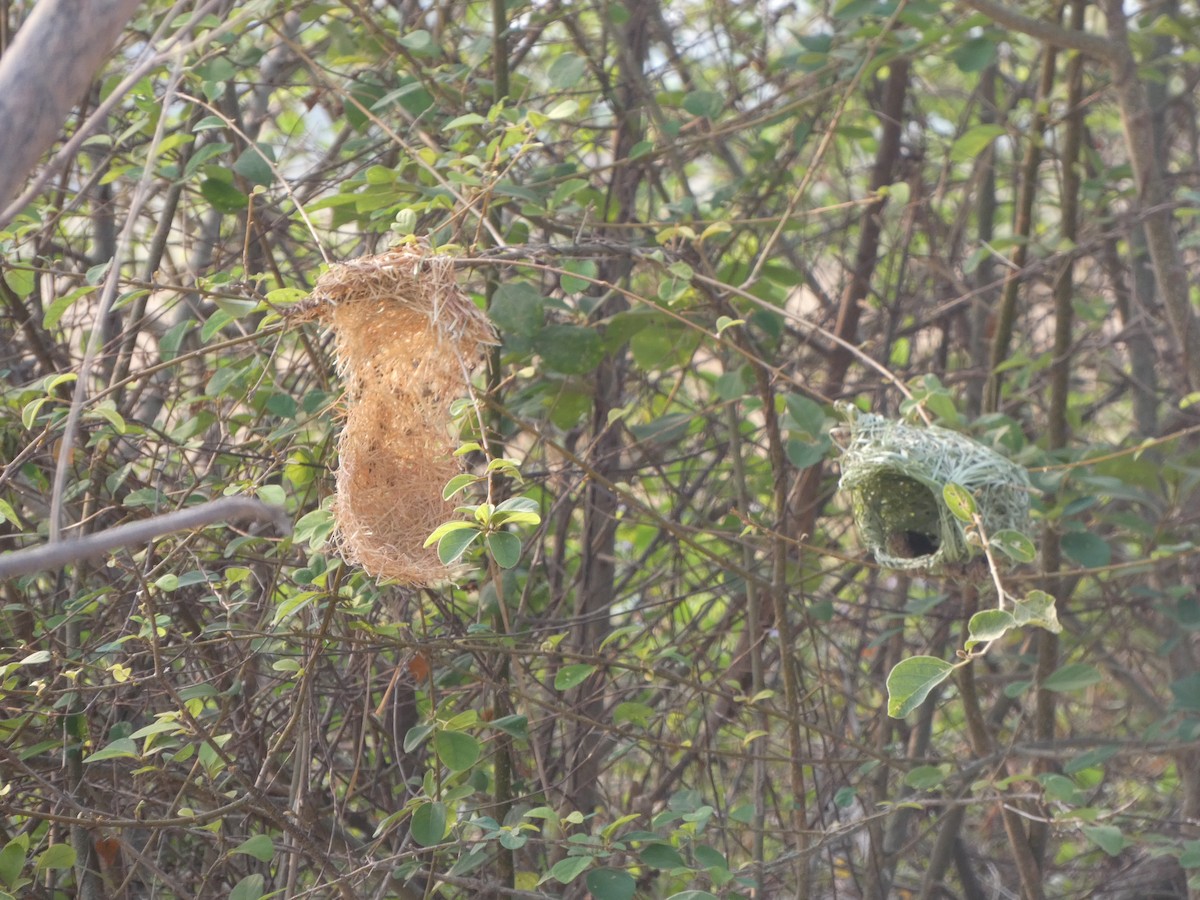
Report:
887,656,955,718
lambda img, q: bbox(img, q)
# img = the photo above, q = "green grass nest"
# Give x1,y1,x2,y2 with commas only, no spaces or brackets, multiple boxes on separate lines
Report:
837,408,1032,571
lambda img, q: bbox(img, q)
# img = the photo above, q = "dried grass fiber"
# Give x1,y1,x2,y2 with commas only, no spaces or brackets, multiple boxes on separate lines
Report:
291,245,495,584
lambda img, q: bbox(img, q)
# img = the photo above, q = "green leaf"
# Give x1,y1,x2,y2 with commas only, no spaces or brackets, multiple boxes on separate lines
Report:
585,867,636,900
85,738,139,762
784,393,826,437
434,731,480,772
404,723,434,753
664,894,719,900
546,99,579,120
965,609,1016,650
950,124,1006,162
951,35,997,73
425,519,477,548
1181,840,1200,868
0,499,19,528
444,112,486,129
0,840,25,888
232,143,275,186
231,834,274,862
1170,673,1200,712
214,296,258,318
990,529,1036,563
640,842,686,868
683,89,724,119
443,473,480,499
942,483,976,522
904,765,949,790
1061,531,1111,568
544,855,592,885
33,844,76,873
411,801,448,847
786,436,830,469
1081,824,1127,856
486,531,522,568
533,325,604,374
613,701,654,728
4,267,34,297
489,282,544,336
43,286,93,330
491,714,528,741
200,174,247,212
1012,590,1062,634
437,527,480,564
548,53,586,89
886,656,954,718
554,663,596,691
1042,662,1102,693
229,874,265,900
561,258,597,294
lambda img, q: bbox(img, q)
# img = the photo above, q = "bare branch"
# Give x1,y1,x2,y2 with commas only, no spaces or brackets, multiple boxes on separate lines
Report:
958,0,1120,64
0,498,291,580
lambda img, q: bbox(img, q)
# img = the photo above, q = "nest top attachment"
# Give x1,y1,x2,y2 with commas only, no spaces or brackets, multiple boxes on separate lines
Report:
836,407,1032,571
286,243,496,346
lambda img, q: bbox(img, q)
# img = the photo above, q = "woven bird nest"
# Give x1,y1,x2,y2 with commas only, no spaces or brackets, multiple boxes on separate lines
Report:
836,407,1031,571
289,244,495,584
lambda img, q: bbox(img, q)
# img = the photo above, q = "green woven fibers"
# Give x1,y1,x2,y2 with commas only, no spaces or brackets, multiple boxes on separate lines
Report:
837,409,1032,570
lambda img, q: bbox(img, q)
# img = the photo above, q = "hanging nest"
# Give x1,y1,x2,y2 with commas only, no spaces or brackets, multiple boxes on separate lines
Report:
288,243,495,584
836,407,1032,571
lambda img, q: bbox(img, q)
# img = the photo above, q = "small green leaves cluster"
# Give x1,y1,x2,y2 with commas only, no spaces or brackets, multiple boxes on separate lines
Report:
424,444,542,569
0,835,75,899
885,482,1064,718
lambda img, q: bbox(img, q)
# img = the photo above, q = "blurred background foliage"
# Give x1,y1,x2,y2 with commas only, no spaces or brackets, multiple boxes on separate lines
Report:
4,0,1200,897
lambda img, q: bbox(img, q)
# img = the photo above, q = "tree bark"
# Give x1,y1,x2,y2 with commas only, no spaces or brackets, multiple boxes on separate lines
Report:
0,0,142,208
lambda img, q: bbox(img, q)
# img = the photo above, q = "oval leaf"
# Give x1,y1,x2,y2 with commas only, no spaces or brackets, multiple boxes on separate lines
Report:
434,731,480,772
34,844,75,873
554,663,596,691
942,483,976,522
990,529,1036,563
951,124,1006,162
965,609,1016,650
437,527,481,565
1061,531,1111,569
231,834,274,862
229,875,264,900
411,801,448,847
1042,662,1102,693
887,656,955,718
533,325,604,374
640,842,686,869
486,531,522,569
586,867,636,900
1013,590,1061,633
545,854,592,885
1081,824,1127,856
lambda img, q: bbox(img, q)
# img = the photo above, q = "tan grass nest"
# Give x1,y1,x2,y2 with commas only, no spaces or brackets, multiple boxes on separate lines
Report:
289,244,496,584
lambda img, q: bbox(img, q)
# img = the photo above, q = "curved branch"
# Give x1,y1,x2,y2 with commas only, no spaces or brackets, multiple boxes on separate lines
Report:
0,498,291,580
958,0,1120,64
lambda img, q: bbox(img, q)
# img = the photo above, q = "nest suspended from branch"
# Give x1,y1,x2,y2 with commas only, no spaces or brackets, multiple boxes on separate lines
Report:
836,407,1032,571
289,244,496,584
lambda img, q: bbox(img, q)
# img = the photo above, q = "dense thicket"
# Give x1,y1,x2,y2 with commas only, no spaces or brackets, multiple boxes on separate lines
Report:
3,1,1200,898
